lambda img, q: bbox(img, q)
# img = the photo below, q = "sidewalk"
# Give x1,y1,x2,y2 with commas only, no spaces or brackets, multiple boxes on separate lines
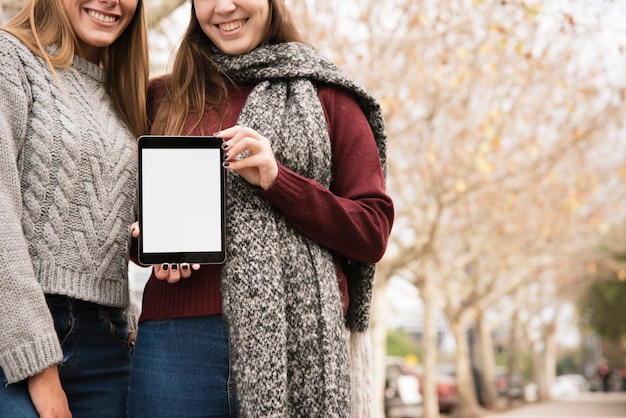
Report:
484,392,626,418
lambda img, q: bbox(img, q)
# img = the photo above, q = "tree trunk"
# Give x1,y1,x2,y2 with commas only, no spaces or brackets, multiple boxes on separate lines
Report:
476,315,499,409
505,312,522,406
370,274,389,418
544,328,558,396
145,0,187,26
421,279,441,418
1,0,22,24
532,343,550,401
531,323,558,402
450,321,483,418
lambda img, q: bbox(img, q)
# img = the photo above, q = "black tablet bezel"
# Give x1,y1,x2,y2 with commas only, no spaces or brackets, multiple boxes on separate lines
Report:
137,135,226,265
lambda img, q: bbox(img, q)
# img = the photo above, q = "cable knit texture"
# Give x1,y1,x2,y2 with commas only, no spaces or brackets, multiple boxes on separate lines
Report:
0,31,137,383
212,42,386,417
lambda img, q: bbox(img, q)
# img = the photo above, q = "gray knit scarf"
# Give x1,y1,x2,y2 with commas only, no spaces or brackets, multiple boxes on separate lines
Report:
212,42,387,417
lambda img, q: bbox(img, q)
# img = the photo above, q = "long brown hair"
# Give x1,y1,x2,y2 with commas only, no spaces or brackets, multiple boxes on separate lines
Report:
151,0,305,136
3,0,149,138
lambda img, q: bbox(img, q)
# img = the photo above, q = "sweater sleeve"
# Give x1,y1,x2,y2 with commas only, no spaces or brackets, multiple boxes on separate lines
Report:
0,35,64,384
259,86,394,263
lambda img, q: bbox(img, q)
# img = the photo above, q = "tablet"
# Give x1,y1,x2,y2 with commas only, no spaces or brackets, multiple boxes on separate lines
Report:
137,135,226,264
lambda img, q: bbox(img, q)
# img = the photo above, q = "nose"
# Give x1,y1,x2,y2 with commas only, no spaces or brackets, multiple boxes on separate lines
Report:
214,0,236,13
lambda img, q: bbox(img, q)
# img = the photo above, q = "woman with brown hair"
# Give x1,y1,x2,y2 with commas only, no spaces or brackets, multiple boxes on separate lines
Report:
128,0,393,416
0,0,149,417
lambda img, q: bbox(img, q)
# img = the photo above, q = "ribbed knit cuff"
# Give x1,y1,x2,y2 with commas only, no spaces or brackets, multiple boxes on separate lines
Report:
1,331,63,384
258,165,302,202
124,301,141,331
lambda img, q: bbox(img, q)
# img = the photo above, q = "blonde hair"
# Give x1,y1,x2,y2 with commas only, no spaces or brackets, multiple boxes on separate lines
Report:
3,0,149,137
151,0,306,136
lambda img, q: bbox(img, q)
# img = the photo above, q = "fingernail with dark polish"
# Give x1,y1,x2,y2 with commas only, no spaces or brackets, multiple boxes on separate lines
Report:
223,152,229,160
162,263,169,271
171,264,178,271
222,162,230,167
213,131,221,136
182,264,189,271
221,142,229,149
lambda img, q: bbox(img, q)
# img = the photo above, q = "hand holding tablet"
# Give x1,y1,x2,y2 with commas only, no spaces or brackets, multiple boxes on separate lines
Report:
137,135,226,265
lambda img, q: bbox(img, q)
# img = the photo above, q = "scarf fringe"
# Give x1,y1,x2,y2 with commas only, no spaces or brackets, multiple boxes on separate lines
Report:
348,330,373,418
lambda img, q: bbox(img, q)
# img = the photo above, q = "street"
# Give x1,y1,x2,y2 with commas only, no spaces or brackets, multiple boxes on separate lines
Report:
483,392,626,418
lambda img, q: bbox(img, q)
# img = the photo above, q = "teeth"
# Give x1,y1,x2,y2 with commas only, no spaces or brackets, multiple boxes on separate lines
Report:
219,20,245,32
88,10,116,23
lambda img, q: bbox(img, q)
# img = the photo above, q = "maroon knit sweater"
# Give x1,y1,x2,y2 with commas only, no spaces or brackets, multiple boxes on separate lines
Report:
133,78,394,322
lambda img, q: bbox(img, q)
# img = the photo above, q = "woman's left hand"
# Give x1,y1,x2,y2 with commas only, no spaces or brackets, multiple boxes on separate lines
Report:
215,126,278,190
129,222,199,284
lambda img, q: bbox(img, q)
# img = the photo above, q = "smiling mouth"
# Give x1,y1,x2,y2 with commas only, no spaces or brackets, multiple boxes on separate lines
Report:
87,10,118,24
218,19,247,32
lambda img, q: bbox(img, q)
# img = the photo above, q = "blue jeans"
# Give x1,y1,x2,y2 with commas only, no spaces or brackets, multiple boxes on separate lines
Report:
0,295,133,418
127,315,238,418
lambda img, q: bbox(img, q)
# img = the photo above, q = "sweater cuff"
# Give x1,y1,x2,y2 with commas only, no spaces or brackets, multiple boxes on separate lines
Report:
1,332,63,384
258,165,304,202
124,301,141,332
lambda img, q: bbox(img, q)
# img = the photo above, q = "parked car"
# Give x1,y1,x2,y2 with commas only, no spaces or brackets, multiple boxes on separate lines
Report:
385,361,423,418
494,367,524,400
411,365,460,413
550,374,590,398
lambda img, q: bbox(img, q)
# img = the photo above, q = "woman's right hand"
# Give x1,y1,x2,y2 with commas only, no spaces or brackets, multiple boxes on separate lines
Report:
215,126,279,190
27,366,72,418
130,222,199,284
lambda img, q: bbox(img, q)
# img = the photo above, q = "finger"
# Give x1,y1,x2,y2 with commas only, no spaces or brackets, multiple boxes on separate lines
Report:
214,125,240,139
166,263,181,283
216,127,240,151
223,148,278,188
153,263,169,280
130,222,140,238
221,127,260,157
222,137,251,160
222,138,264,167
180,263,192,279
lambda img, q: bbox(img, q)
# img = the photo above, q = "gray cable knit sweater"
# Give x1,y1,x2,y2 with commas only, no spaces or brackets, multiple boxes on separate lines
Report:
0,31,138,384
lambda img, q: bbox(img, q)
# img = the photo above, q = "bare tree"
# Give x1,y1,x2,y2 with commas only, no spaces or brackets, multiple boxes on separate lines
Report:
1,0,22,24
289,1,626,418
5,1,624,417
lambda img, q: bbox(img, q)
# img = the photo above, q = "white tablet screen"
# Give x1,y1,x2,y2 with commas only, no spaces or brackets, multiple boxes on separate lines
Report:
138,136,225,264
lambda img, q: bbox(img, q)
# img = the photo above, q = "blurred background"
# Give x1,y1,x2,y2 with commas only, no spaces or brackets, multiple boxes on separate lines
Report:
4,1,625,417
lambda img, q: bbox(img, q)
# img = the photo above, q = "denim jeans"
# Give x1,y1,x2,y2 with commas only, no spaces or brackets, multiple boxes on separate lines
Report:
0,295,132,418
127,315,238,418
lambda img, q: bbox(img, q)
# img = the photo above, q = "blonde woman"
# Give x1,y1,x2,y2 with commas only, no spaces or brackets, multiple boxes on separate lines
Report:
0,0,148,417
